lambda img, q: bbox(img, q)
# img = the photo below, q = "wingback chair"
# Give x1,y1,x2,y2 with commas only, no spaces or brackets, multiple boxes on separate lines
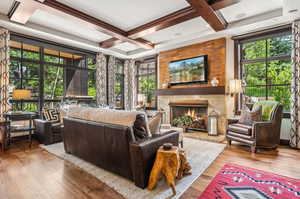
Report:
226,101,283,153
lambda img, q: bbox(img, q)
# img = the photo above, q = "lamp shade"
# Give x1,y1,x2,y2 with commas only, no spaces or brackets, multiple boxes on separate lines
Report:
229,79,242,94
137,94,145,103
12,89,32,99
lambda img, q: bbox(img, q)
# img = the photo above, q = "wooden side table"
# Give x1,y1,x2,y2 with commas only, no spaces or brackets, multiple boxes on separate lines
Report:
4,111,38,148
148,146,180,195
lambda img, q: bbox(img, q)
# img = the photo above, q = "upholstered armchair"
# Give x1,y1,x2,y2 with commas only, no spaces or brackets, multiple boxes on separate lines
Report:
226,101,283,153
34,109,63,145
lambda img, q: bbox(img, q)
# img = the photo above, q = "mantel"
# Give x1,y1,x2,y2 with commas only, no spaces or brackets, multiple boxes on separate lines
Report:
156,86,225,96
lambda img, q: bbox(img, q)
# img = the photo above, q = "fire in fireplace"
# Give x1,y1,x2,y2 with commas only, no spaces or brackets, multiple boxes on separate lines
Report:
169,100,208,132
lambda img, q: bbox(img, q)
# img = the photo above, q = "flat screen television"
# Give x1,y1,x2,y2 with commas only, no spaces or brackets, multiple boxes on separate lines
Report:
168,55,208,85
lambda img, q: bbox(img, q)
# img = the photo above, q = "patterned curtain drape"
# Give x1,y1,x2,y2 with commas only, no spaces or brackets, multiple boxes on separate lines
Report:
124,59,136,110
290,20,300,149
0,28,10,119
96,53,107,106
107,56,116,107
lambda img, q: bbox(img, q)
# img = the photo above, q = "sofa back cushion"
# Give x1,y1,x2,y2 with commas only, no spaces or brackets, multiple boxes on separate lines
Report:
67,107,151,139
67,107,143,126
253,101,279,121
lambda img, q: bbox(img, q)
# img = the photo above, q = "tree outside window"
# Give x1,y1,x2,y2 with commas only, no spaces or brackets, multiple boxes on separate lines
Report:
137,61,157,109
240,33,292,112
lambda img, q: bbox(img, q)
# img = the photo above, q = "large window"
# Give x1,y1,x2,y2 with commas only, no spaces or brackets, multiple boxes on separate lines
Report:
238,31,292,113
115,59,124,109
136,58,157,109
9,35,96,112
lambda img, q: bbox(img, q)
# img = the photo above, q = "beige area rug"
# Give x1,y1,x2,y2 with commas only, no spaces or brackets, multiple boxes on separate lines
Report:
184,132,226,143
40,138,225,199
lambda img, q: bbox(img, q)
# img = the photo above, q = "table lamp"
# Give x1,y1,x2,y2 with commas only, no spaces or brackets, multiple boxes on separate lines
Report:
12,89,32,111
229,79,242,97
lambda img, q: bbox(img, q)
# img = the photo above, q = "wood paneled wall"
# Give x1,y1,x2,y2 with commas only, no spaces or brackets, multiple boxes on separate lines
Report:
159,38,226,88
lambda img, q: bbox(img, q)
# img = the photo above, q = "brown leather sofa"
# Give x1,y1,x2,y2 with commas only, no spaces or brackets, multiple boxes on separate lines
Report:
63,116,179,189
226,101,283,153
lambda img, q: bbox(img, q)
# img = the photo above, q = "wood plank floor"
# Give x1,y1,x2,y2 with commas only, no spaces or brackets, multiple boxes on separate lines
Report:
1,139,300,199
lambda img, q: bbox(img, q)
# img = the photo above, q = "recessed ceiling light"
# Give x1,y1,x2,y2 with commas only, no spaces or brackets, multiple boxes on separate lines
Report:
236,13,247,19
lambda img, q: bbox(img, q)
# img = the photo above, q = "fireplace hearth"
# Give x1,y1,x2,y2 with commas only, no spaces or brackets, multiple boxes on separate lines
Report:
169,100,208,132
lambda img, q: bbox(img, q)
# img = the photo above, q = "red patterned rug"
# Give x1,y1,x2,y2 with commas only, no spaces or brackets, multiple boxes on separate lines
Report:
199,163,300,199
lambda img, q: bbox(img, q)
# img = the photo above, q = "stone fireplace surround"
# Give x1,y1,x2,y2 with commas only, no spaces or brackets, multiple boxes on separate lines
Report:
158,95,226,134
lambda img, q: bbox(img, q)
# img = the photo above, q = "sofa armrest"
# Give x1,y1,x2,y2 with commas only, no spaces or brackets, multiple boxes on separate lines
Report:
129,130,179,188
34,119,53,145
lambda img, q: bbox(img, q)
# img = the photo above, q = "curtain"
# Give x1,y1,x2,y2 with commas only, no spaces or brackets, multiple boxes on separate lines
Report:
107,56,116,107
96,53,107,106
0,28,10,120
290,20,300,149
124,60,136,110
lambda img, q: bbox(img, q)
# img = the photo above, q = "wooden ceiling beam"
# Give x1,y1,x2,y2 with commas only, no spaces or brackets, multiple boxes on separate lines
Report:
210,0,241,11
185,0,227,31
100,6,198,48
101,0,236,49
42,0,154,49
128,6,198,39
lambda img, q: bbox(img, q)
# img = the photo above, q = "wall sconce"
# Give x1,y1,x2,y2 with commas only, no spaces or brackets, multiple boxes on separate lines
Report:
228,79,242,97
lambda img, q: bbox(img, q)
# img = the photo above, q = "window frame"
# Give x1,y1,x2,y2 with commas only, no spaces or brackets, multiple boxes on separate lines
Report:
136,56,158,110
9,33,96,112
233,25,292,118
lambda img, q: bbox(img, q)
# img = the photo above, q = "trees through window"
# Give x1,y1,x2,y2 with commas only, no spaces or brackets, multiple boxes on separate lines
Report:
9,36,96,112
239,32,292,112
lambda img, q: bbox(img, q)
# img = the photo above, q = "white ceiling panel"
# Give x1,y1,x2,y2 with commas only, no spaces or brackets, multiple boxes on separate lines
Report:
220,0,283,23
114,42,139,52
28,9,112,43
142,17,212,44
0,0,15,15
56,0,189,31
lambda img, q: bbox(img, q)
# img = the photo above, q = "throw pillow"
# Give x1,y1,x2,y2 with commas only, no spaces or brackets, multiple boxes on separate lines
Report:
238,105,262,125
43,108,61,123
133,114,148,140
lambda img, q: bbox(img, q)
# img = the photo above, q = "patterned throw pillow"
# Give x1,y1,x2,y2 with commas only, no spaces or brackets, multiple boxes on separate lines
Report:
238,105,262,125
43,108,61,123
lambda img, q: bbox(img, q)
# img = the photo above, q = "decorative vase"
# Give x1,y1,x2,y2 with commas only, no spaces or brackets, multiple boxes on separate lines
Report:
211,77,219,87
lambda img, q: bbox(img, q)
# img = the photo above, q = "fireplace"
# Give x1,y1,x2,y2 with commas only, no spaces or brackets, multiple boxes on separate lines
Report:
169,100,208,132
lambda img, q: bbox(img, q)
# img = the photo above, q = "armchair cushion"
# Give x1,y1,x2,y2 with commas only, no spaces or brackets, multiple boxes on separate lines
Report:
228,123,252,136
253,101,279,121
43,108,61,123
238,105,262,125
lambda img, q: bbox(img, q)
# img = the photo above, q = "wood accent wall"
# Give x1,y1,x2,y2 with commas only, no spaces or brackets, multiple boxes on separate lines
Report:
159,38,226,89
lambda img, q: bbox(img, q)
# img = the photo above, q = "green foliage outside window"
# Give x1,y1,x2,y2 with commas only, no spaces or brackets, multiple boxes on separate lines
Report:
242,34,292,111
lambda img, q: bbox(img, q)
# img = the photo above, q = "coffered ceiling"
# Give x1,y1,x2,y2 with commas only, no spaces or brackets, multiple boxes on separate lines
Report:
0,0,295,58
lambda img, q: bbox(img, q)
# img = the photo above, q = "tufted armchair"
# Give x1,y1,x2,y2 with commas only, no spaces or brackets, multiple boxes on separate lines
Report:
226,101,283,153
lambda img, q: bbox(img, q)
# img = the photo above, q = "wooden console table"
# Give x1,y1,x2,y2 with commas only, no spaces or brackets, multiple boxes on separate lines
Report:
4,111,38,148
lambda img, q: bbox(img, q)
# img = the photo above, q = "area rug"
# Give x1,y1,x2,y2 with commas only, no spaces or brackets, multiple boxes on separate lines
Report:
40,137,225,199
199,163,300,199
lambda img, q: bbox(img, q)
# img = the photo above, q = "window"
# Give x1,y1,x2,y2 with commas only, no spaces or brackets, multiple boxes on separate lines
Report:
115,59,124,109
9,35,96,112
238,31,292,113
136,59,157,109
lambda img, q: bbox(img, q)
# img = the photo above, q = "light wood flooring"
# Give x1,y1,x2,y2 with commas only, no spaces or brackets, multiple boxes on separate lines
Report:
1,139,300,199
